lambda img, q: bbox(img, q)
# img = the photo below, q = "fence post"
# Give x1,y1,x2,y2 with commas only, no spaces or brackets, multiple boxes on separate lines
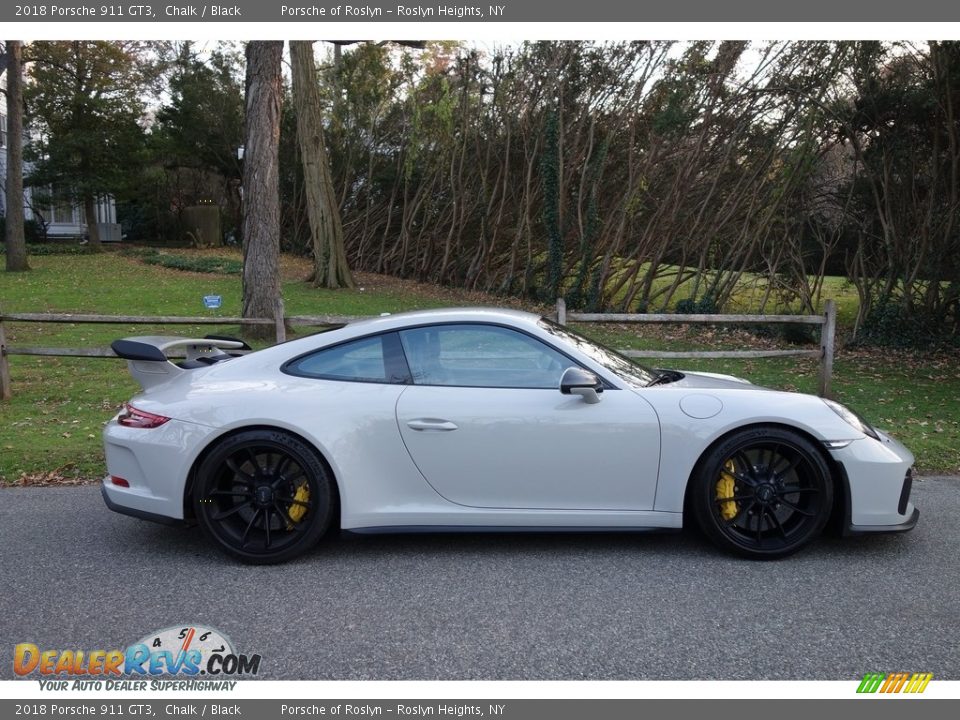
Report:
818,299,836,398
0,313,12,400
556,297,567,325
274,298,287,344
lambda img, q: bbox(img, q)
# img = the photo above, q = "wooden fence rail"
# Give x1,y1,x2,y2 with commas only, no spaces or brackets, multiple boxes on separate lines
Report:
554,298,837,397
0,301,837,401
0,312,368,326
0,306,350,400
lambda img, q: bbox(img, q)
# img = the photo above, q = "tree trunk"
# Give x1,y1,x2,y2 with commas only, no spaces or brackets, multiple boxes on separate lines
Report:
4,40,29,272
241,41,284,339
82,193,102,251
290,40,355,289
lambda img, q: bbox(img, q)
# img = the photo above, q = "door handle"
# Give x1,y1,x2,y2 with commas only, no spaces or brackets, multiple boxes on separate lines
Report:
406,419,459,432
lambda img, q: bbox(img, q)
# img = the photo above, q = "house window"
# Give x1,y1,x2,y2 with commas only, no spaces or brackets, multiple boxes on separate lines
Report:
51,197,75,225
41,188,76,225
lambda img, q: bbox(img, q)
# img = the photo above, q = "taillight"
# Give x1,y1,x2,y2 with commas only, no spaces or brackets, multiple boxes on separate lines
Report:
117,403,171,429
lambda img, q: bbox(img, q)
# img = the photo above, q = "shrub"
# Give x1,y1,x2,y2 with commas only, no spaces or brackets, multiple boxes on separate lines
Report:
0,216,46,244
0,242,95,256
856,302,956,348
121,247,242,275
674,296,717,314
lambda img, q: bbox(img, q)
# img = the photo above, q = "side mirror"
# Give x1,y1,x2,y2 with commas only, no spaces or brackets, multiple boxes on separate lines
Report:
560,367,603,404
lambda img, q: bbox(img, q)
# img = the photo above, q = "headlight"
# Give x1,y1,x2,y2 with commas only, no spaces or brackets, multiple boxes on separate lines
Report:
823,399,880,440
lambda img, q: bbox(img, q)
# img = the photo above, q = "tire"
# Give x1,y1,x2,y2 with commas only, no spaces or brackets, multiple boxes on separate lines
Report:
193,429,334,564
690,426,833,559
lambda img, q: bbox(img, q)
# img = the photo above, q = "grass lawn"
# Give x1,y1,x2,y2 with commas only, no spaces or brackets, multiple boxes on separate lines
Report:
590,258,863,326
0,247,957,483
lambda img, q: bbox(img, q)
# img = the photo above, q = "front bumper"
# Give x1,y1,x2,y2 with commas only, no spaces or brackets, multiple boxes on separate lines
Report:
847,505,919,535
829,430,919,534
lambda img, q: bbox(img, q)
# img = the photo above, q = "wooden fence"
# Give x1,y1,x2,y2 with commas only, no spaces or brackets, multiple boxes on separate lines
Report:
0,308,347,401
0,300,836,401
554,298,837,397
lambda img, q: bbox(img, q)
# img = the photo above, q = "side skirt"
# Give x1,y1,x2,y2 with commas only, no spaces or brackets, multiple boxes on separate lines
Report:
343,525,681,536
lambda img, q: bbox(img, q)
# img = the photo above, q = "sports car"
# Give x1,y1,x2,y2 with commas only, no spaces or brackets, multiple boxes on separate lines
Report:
101,308,918,563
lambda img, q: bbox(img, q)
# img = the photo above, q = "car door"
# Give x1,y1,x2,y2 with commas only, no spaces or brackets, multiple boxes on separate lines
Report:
394,323,661,511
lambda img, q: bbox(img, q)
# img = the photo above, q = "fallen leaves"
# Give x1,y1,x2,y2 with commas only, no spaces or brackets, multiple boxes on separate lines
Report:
8,464,96,487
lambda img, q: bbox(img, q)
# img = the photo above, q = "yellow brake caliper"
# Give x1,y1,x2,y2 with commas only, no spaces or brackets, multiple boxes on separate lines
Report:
717,460,738,521
285,482,310,530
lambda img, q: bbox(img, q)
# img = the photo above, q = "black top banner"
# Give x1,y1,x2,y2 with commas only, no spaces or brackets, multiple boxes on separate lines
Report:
6,0,960,23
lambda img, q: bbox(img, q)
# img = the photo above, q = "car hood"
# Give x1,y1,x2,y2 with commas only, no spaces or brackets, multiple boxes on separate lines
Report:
666,370,769,390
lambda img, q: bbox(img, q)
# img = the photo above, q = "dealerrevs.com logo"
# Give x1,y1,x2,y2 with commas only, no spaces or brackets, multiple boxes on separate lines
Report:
14,625,261,691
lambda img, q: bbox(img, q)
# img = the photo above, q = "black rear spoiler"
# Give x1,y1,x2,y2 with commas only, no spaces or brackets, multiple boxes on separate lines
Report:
111,335,249,391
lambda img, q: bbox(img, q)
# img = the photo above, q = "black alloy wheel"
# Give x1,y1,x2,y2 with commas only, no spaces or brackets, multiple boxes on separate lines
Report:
194,430,333,564
692,426,833,559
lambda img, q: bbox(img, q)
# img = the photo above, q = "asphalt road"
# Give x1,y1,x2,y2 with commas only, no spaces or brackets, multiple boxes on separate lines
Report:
1,478,957,680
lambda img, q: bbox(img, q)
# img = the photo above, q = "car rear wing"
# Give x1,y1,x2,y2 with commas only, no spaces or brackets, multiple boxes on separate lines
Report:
111,335,250,391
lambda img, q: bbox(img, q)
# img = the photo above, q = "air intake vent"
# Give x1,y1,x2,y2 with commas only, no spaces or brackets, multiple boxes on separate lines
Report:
898,468,913,515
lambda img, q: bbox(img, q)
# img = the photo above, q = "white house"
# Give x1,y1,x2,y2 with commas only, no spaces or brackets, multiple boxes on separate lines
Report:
1,109,119,241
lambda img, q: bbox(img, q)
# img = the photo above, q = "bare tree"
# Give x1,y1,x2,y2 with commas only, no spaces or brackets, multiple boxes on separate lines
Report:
241,41,283,338
2,40,29,271
290,40,354,289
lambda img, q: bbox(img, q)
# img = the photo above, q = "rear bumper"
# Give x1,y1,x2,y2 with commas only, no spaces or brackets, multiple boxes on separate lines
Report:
101,482,184,526
101,416,215,522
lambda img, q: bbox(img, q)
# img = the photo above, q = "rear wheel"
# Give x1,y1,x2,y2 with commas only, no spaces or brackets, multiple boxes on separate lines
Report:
193,430,333,564
691,427,832,559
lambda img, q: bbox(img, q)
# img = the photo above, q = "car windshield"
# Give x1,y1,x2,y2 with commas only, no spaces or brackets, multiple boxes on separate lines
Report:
538,318,659,389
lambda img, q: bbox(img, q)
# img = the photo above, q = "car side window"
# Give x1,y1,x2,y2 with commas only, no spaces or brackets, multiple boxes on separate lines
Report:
285,332,410,384
398,324,572,388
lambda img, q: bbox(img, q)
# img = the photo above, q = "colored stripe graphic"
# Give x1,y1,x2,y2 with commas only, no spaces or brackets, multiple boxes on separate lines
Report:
857,673,885,693
881,672,898,692
908,673,933,693
857,672,932,694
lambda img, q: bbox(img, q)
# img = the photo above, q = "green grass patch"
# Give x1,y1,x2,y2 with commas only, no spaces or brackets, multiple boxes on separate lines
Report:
0,356,138,482
0,252,464,483
0,252,957,483
570,258,862,326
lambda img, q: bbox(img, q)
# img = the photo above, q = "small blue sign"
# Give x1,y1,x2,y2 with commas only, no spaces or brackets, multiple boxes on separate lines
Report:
203,295,223,309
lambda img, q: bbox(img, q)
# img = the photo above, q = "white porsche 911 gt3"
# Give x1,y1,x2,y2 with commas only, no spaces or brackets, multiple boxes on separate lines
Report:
101,308,917,563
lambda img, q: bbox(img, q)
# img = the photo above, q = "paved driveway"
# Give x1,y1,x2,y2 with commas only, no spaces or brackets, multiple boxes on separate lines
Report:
1,478,957,679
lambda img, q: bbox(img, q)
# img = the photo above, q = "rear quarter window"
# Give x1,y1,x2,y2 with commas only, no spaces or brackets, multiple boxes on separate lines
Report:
284,333,409,384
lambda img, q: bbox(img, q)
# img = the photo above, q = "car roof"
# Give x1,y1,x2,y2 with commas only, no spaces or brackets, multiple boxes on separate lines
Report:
250,307,547,359
342,306,544,331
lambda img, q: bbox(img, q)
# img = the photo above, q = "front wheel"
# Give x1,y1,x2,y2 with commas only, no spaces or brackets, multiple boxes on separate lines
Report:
691,427,833,559
193,430,334,564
